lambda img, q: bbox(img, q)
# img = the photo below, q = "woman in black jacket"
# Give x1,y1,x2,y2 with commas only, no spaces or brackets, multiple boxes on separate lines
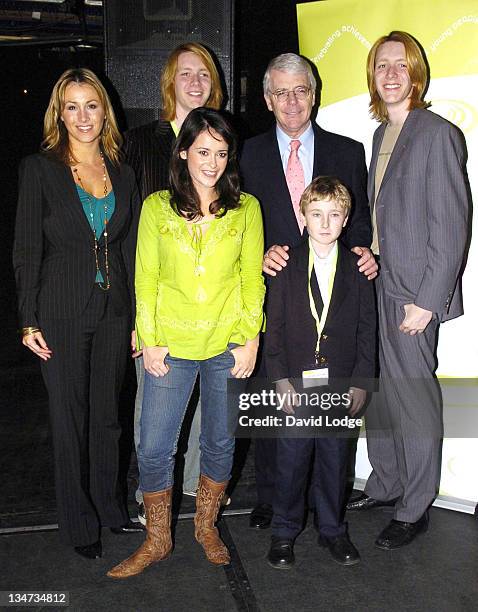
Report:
13,68,142,559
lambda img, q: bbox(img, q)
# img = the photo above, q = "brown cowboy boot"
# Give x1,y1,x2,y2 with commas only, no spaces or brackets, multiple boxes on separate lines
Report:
194,474,230,565
107,487,172,579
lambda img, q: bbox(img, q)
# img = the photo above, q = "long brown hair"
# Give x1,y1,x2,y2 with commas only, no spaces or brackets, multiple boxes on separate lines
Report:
42,68,123,165
160,43,223,121
367,31,430,123
169,108,240,220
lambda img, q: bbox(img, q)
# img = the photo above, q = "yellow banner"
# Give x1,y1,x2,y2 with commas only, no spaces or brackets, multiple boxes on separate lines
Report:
298,0,478,379
297,0,478,506
298,0,478,108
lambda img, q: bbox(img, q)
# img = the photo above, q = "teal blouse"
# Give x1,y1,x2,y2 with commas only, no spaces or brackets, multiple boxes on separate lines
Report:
76,185,115,282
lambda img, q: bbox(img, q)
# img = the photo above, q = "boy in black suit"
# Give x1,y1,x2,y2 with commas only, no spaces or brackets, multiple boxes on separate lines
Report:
264,176,376,569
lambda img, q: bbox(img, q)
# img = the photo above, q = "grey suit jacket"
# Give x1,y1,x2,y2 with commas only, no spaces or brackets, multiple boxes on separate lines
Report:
369,108,468,321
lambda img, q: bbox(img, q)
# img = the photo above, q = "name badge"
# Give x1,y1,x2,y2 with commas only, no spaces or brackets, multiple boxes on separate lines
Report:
302,367,329,388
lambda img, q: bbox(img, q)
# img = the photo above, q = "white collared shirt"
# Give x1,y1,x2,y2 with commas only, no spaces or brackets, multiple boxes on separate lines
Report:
312,241,338,311
276,122,314,189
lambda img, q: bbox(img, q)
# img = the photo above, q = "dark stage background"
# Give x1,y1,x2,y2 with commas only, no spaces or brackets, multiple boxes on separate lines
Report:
0,0,316,527
1,0,315,368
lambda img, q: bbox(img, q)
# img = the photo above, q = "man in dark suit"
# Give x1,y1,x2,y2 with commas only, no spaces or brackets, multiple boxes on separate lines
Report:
124,42,223,204
240,53,377,531
124,42,224,522
346,31,469,550
264,176,376,568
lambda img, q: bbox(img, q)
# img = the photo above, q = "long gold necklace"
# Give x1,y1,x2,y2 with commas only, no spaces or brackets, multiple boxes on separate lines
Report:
72,153,110,290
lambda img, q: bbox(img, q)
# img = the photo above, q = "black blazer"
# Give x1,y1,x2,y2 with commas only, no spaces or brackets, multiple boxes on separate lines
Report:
123,118,175,201
264,240,376,387
240,123,372,251
13,153,140,327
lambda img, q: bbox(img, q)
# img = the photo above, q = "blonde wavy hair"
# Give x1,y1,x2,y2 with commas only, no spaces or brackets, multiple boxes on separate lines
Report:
42,68,123,165
367,31,430,123
160,42,223,121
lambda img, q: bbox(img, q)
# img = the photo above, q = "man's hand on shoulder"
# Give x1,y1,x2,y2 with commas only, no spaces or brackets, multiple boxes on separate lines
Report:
263,245,290,276
399,304,433,335
351,246,378,280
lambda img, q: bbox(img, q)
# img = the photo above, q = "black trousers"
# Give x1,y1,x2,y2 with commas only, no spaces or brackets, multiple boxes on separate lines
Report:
40,286,130,546
272,436,349,540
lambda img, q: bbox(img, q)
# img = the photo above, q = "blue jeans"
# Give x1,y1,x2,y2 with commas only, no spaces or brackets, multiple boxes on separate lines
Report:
134,357,201,501
138,348,236,492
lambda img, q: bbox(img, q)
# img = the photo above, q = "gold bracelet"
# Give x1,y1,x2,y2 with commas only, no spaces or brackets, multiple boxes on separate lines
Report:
21,326,41,337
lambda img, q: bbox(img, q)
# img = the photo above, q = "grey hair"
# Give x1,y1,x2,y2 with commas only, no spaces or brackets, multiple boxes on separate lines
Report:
263,53,317,94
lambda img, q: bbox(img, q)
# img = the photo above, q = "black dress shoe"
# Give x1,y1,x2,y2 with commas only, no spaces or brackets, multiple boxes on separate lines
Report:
267,538,295,569
319,534,360,566
249,503,273,529
375,513,429,550
346,493,398,512
74,540,102,559
110,519,145,534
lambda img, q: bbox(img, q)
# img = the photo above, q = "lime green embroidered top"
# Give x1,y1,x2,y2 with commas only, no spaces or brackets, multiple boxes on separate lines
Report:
135,190,265,360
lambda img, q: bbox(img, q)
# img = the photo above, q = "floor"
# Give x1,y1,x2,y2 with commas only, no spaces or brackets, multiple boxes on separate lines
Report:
2,359,478,612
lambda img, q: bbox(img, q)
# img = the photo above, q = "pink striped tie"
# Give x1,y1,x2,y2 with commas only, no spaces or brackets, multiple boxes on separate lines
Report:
286,139,305,233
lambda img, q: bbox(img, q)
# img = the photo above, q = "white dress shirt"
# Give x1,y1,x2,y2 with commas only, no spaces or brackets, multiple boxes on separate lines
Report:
312,241,338,313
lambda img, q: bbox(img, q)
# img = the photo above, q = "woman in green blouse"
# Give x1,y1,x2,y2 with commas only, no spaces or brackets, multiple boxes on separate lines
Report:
108,108,265,579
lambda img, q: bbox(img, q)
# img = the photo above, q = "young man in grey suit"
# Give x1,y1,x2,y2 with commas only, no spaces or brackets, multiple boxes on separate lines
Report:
347,31,469,549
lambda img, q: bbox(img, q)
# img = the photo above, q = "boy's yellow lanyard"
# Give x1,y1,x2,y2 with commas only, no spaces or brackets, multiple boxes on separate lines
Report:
307,240,338,360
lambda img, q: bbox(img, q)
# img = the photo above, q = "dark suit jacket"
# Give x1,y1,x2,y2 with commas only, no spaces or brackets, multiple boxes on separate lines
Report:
264,240,376,388
13,153,140,327
369,109,468,321
123,118,175,201
240,122,372,250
